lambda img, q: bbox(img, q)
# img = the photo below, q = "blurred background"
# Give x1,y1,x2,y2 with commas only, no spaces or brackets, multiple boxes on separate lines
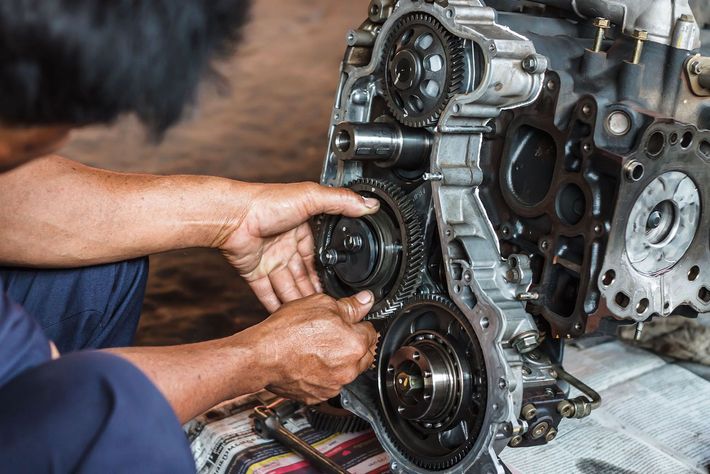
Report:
64,0,369,345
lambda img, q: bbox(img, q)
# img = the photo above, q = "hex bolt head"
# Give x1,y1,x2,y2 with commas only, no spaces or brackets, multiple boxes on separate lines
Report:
531,421,550,439
593,17,611,29
545,428,558,442
521,403,537,421
558,400,575,418
509,435,523,447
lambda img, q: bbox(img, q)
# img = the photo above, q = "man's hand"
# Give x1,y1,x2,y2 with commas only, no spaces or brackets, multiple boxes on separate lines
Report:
253,290,378,404
220,182,379,312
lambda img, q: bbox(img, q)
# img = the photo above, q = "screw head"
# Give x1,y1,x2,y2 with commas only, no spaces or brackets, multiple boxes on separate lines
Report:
593,17,611,29
522,403,537,421
545,428,558,442
509,435,523,447
633,29,648,41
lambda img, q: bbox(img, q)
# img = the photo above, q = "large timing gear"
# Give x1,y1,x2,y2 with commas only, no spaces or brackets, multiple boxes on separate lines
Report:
383,12,465,128
374,295,488,471
316,178,424,320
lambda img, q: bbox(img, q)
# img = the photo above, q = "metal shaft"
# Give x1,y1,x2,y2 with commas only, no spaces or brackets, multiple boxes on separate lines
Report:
332,121,432,170
254,406,348,474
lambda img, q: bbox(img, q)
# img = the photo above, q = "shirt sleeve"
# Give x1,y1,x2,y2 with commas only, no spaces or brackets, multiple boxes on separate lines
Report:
0,284,51,388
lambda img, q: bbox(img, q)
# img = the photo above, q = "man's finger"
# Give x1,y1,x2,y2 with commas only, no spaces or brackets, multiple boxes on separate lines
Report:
288,254,316,296
296,223,323,292
269,267,302,304
357,347,376,373
335,291,374,323
249,277,281,313
305,184,380,218
352,320,378,349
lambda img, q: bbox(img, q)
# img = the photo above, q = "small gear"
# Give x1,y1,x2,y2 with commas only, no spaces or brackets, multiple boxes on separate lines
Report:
316,178,424,320
305,398,370,434
383,12,465,128
373,295,488,471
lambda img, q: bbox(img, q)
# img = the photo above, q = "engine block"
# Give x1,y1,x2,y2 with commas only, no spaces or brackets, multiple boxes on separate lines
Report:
315,1,709,472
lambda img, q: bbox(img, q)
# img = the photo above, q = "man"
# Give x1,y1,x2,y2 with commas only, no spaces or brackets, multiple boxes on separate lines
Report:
0,1,378,472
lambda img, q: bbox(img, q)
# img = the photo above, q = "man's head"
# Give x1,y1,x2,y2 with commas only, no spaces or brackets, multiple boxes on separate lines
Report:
0,0,251,170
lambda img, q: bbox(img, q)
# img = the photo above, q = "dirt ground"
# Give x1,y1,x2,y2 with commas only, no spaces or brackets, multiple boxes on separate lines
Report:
64,0,370,345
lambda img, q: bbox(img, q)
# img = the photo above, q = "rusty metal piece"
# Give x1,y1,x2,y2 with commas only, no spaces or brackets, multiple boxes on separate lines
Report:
631,29,648,64
592,17,611,53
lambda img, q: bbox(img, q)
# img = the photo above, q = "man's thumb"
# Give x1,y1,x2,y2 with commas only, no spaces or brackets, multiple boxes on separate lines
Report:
336,291,374,323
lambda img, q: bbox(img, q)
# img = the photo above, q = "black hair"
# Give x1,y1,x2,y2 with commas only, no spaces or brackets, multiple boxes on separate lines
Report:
0,0,251,135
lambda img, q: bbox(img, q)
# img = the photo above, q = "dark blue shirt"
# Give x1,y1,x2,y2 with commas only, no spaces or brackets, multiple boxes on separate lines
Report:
0,278,51,388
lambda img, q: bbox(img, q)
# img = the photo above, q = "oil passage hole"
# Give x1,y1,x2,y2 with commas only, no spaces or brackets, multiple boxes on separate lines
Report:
602,270,616,286
688,266,700,281
669,133,679,145
615,292,630,309
681,131,693,148
636,298,649,314
647,131,665,157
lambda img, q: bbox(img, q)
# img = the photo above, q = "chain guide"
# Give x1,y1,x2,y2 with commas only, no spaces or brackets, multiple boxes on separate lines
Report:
373,295,488,471
383,12,466,128
315,178,424,320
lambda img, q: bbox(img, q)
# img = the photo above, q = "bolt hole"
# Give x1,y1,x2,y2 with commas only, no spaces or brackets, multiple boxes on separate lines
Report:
454,285,461,293
688,266,700,281
700,287,710,304
700,140,710,159
602,270,616,286
646,131,665,157
626,161,645,182
335,129,351,152
480,317,490,329
669,132,679,145
446,9,454,18
615,292,630,309
369,3,380,16
636,298,649,314
681,131,693,148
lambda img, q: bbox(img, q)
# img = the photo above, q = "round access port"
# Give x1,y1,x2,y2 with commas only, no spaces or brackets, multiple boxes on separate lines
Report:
556,183,586,226
625,171,700,275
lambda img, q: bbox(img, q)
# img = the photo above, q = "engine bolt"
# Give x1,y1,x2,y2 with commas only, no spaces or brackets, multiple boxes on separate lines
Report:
592,17,611,53
647,210,663,229
321,249,345,267
521,403,537,421
631,29,648,64
558,400,575,418
545,428,558,442
531,421,550,439
509,435,523,447
344,234,363,251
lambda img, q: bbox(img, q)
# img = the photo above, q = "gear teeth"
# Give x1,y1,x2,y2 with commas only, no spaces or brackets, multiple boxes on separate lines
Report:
382,13,466,128
372,295,482,471
315,178,425,321
305,402,370,434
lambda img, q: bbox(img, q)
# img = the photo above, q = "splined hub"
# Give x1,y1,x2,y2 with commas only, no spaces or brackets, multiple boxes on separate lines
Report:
316,179,424,320
383,13,465,128
376,296,488,470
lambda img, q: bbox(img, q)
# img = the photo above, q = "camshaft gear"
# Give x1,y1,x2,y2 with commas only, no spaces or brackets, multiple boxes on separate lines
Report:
383,12,466,128
315,178,424,320
374,295,488,471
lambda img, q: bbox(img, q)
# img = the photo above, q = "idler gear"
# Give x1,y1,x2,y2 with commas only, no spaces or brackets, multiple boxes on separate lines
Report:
383,12,465,128
305,397,370,434
374,295,488,470
316,178,424,320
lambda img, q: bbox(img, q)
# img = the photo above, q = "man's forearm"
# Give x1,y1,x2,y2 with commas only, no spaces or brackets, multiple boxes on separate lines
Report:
106,325,273,423
0,155,250,267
